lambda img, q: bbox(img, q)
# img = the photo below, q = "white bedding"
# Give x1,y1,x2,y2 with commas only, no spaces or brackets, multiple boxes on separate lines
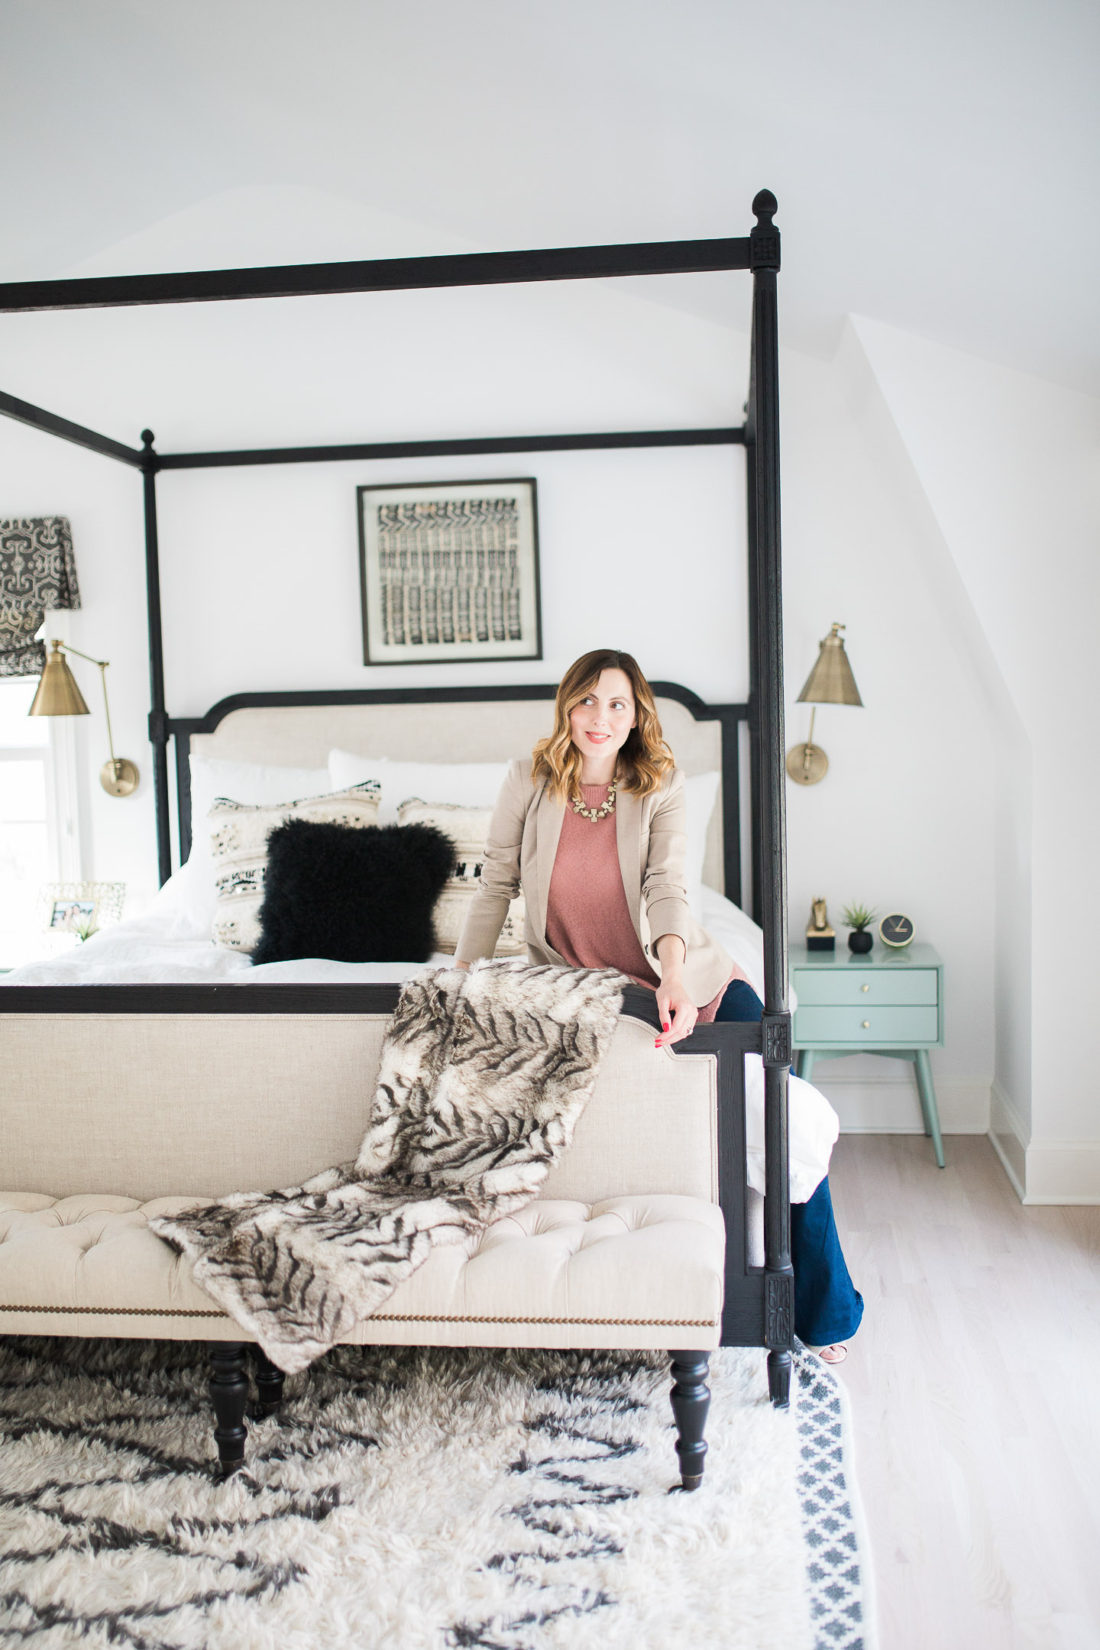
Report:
1,884,833,1200
0,883,765,996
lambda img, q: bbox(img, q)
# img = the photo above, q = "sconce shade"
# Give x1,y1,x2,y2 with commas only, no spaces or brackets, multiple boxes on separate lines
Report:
28,644,90,717
27,638,139,794
795,623,863,707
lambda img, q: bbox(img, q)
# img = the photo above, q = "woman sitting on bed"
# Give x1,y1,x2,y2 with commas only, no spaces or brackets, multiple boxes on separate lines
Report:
455,647,863,1363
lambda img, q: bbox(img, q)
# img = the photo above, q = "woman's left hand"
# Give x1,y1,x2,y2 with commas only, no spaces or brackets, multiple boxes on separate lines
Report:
655,977,698,1047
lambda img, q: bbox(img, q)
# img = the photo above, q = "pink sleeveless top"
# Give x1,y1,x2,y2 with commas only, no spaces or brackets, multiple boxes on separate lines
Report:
545,783,737,1019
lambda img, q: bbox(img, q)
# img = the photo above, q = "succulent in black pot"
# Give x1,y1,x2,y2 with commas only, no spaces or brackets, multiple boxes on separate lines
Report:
842,903,877,954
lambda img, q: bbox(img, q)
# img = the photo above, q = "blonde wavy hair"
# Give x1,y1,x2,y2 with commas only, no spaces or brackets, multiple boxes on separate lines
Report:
532,649,675,802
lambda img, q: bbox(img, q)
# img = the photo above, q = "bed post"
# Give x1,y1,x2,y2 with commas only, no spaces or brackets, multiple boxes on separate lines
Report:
140,430,172,885
745,436,759,924
747,191,794,1407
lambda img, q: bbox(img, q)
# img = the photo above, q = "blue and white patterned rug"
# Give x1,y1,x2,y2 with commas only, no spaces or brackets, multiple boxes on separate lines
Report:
0,1337,874,1649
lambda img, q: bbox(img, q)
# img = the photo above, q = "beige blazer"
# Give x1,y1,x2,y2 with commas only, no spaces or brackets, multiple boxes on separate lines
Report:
454,757,735,1005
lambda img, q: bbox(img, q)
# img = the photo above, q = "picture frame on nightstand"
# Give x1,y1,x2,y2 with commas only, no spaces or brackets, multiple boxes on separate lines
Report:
40,881,126,947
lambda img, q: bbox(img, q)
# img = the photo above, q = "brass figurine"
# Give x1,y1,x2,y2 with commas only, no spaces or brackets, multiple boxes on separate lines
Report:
806,897,835,952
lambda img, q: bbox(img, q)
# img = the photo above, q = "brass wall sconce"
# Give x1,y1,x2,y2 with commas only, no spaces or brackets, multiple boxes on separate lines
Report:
29,640,139,796
786,622,863,785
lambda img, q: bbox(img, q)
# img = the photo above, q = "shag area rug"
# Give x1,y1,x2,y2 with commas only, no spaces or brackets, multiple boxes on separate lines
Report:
0,1337,874,1650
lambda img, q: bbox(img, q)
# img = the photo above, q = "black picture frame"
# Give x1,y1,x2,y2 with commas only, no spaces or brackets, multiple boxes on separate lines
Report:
357,477,542,666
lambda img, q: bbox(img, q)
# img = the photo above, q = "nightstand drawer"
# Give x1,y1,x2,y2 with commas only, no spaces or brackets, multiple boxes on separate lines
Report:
794,1005,939,1045
792,969,938,1007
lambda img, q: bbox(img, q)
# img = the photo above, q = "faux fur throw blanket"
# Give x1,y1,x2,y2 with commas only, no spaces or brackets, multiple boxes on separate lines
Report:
150,960,626,1374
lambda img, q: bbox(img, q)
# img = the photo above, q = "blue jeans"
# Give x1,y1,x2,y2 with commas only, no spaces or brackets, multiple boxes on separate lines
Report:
714,980,864,1345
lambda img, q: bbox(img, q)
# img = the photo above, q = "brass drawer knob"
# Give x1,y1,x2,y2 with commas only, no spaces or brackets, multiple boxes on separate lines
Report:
861,1020,870,1029
861,983,870,993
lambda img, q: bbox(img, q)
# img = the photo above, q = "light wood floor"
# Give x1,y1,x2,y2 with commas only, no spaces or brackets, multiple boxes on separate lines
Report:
827,1134,1100,1650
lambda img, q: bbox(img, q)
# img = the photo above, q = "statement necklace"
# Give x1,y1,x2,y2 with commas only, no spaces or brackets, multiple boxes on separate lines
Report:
572,776,617,823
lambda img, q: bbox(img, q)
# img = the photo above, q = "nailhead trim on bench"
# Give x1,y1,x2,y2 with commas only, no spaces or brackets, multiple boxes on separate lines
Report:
358,1313,720,1327
1,1303,225,1318
2,1303,718,1328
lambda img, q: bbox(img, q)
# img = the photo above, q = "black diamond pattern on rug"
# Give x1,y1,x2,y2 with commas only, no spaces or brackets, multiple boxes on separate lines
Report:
794,1348,869,1649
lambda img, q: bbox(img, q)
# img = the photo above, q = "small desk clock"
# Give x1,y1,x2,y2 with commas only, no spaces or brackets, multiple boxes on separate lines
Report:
879,913,915,948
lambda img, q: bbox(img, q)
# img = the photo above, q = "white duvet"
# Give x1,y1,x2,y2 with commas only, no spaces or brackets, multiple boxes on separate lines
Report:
1,882,836,1200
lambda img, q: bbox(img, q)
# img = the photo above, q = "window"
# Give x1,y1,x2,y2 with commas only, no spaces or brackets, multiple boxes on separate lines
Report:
0,675,77,967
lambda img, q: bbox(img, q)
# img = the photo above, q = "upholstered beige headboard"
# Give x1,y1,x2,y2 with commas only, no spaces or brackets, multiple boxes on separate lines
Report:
179,688,741,897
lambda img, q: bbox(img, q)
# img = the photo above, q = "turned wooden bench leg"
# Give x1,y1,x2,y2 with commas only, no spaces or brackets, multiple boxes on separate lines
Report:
252,1346,286,1418
669,1350,711,1492
767,1348,792,1408
208,1342,249,1479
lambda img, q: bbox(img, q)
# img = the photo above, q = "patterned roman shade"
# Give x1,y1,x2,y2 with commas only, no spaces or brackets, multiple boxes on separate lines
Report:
0,517,81,677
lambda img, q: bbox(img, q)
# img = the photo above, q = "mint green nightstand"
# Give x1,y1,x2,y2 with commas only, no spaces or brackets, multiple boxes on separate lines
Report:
790,941,945,1167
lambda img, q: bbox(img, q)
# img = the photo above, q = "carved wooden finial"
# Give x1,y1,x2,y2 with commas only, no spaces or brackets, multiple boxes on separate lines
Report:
752,189,778,227
750,191,781,271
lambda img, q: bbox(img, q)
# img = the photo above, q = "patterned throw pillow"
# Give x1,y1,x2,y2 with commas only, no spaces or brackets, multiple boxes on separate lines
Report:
396,799,527,957
209,782,381,952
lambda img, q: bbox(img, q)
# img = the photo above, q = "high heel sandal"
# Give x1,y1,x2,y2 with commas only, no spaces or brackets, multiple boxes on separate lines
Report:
808,1343,847,1365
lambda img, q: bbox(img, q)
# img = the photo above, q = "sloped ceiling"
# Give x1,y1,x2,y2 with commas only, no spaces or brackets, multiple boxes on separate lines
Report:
3,0,1098,408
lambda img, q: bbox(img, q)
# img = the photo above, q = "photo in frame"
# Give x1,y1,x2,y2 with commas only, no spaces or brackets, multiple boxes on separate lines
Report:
357,478,541,666
40,880,126,942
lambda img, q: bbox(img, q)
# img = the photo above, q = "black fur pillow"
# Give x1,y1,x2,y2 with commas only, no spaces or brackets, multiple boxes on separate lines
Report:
251,818,456,966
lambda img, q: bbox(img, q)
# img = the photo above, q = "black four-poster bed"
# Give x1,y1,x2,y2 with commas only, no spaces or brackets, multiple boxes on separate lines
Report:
0,191,796,1429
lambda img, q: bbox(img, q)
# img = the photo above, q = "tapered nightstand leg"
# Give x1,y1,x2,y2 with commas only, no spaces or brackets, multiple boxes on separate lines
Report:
796,1050,815,1082
914,1049,945,1168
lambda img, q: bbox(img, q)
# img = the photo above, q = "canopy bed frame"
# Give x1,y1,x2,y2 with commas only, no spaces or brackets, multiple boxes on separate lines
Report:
0,191,795,1403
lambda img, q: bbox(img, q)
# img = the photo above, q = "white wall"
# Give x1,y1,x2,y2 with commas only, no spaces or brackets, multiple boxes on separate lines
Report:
851,317,1100,1201
780,336,996,1139
0,262,753,456
155,445,747,716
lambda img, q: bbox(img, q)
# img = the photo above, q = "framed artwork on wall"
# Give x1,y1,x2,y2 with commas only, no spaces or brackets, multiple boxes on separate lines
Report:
357,478,542,666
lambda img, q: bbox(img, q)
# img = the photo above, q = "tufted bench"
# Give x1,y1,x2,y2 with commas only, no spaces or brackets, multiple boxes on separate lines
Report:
1,1006,744,1487
0,1193,725,1348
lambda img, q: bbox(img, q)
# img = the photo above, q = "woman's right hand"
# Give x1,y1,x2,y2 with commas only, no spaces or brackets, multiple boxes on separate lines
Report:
654,977,698,1047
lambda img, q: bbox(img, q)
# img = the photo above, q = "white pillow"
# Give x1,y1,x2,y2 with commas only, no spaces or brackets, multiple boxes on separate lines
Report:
143,854,220,937
397,798,527,957
697,885,766,1002
329,750,510,825
152,758,336,935
209,781,382,953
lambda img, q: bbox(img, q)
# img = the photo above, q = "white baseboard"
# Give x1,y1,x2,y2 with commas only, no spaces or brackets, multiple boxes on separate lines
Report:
811,1071,990,1135
987,1080,1100,1204
1021,1141,1100,1204
812,1070,1100,1204
989,1079,1028,1201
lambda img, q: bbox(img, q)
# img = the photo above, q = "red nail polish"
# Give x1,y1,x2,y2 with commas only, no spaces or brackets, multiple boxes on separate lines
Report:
662,1022,670,1032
